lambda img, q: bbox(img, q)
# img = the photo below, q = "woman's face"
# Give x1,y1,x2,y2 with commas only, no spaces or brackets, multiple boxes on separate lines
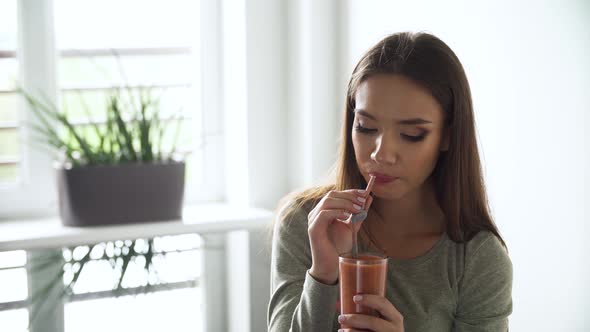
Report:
352,74,448,200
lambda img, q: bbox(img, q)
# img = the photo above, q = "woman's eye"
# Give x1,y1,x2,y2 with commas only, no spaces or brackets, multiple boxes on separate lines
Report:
354,124,377,134
354,124,427,142
401,133,426,142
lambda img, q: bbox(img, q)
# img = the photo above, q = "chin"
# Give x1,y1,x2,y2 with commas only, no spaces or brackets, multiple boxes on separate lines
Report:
371,186,407,201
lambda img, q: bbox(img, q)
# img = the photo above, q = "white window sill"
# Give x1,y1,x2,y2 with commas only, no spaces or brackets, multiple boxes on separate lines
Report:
0,204,273,252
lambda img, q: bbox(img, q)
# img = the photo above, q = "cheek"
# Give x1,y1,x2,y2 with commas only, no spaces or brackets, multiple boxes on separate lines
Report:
352,133,441,175
352,133,370,160
403,142,441,177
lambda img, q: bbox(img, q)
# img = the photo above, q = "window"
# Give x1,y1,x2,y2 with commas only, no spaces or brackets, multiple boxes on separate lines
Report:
0,0,19,184
0,0,224,217
0,235,204,332
54,0,209,201
62,234,203,331
0,250,28,332
1,0,224,329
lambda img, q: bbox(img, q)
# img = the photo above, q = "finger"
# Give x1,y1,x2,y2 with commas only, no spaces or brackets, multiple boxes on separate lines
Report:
308,209,352,235
328,190,370,208
348,195,374,232
327,189,369,201
321,194,366,213
337,329,365,332
338,313,390,331
349,210,368,224
353,294,403,324
309,190,366,221
349,197,372,223
353,190,373,212
322,197,365,215
338,196,373,226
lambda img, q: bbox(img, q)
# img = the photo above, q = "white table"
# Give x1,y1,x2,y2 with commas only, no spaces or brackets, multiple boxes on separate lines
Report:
0,204,274,332
0,204,272,251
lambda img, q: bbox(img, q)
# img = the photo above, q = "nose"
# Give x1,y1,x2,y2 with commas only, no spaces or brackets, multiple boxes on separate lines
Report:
370,133,398,165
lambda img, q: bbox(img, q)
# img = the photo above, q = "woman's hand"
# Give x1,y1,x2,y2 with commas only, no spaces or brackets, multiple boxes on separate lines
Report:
338,294,404,332
307,189,373,284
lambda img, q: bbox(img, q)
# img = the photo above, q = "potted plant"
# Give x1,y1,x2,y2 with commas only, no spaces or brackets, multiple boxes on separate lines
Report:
20,86,186,226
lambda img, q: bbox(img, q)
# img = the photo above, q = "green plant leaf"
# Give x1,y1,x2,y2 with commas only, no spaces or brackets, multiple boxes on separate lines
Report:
54,112,96,164
75,90,108,154
169,108,185,160
109,94,137,162
18,58,186,166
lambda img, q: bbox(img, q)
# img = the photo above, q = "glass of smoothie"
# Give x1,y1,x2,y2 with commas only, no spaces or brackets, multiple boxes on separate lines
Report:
338,252,388,328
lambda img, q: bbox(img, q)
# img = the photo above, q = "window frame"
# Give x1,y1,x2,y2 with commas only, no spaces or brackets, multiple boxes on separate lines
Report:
0,0,225,219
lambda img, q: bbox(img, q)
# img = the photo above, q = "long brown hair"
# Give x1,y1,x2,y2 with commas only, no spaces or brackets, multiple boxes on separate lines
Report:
278,32,506,247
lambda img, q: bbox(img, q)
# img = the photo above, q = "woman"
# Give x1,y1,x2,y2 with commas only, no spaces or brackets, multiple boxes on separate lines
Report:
268,32,512,332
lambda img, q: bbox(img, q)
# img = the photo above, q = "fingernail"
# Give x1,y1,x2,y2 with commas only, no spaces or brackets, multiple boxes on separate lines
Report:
353,204,362,210
356,196,366,203
357,189,366,194
353,295,363,302
338,315,347,323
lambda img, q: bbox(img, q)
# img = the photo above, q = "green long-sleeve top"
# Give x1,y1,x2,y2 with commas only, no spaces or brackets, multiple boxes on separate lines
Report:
268,200,513,331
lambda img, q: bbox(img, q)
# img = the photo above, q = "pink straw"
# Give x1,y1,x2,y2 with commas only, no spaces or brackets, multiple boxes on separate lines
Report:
351,175,376,257
362,175,376,208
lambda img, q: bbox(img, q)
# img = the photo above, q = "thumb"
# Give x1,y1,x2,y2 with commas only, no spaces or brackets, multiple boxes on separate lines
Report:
351,195,373,232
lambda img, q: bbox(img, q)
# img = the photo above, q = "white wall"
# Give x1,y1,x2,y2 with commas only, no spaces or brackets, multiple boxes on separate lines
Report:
246,0,588,329
345,0,589,330
286,0,346,190
221,0,288,330
223,0,288,210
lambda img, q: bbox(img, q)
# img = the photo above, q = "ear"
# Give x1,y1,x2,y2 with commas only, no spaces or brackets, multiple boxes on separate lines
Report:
440,129,450,152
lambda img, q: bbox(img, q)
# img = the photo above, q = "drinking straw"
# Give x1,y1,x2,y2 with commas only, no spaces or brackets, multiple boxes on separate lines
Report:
351,175,375,258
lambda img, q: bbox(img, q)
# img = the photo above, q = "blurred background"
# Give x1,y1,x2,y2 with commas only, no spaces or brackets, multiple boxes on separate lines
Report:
0,0,588,331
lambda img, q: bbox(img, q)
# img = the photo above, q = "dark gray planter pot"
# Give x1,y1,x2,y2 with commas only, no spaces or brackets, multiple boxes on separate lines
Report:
57,162,185,227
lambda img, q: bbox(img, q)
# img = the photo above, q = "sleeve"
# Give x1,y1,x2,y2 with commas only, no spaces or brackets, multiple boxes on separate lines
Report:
267,201,339,332
452,232,513,332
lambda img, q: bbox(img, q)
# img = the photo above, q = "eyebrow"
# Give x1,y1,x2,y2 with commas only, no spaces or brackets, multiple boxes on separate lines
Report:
354,109,432,125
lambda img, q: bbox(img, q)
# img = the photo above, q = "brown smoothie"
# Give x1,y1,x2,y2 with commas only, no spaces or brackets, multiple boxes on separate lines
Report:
339,253,387,328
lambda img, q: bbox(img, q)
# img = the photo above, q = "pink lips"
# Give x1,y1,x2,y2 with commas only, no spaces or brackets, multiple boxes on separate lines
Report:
369,172,398,184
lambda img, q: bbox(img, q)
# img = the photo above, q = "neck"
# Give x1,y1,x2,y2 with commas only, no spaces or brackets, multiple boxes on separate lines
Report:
370,178,445,238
